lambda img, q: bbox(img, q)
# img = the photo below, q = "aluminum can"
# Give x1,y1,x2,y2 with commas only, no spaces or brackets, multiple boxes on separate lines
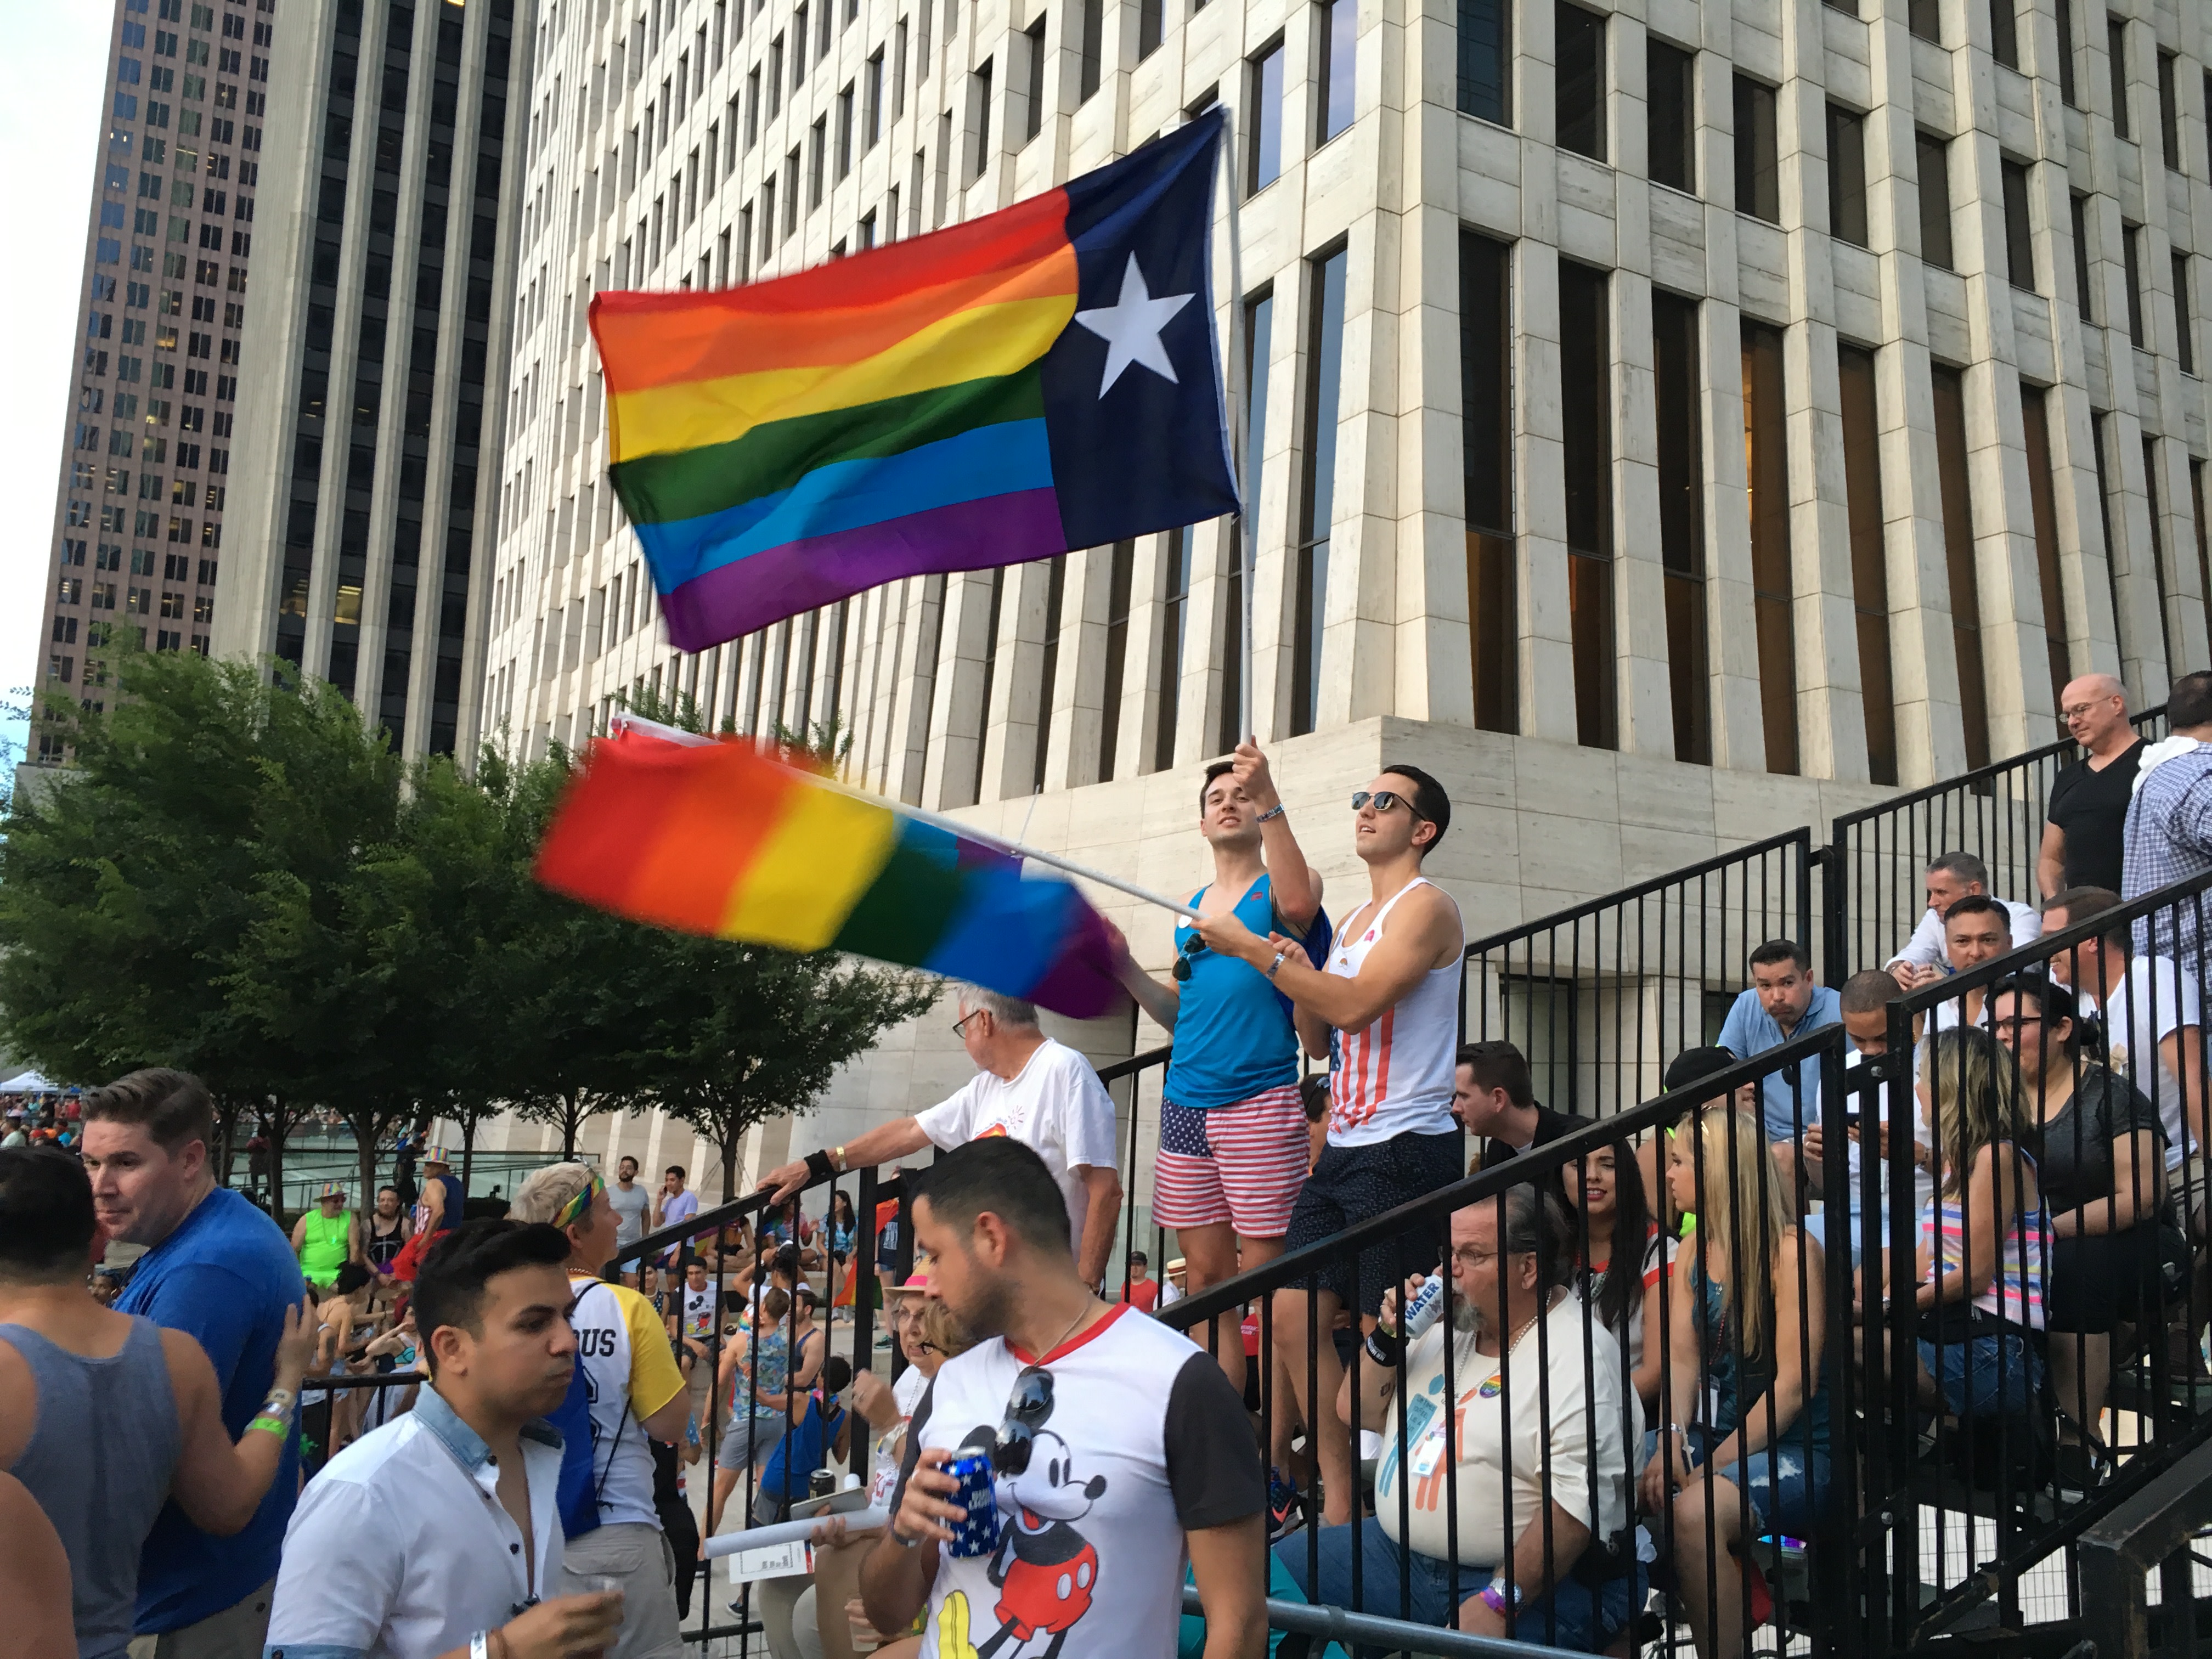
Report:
944,1452,1001,1559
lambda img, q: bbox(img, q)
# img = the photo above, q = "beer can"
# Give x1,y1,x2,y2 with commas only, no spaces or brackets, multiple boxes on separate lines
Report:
944,1452,1001,1559
810,1468,837,1499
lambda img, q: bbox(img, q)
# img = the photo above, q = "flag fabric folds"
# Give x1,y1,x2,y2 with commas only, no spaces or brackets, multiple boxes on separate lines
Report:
590,109,1237,652
534,729,1124,1018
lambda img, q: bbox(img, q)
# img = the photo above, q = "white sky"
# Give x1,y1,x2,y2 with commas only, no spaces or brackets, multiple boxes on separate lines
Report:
1,4,114,771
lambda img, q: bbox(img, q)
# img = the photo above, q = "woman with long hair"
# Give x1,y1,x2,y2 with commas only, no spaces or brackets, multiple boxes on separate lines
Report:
1913,1024,2051,1424
1565,1139,1667,1409
1640,1103,1829,1659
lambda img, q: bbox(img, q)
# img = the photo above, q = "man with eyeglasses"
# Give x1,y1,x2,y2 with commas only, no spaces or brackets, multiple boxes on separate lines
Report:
1103,743,1325,1404
1195,764,1466,1529
2040,673,2144,900
863,1137,1266,1659
760,990,1123,1290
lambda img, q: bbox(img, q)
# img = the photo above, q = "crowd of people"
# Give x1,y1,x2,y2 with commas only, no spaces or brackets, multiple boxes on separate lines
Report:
12,672,2212,1659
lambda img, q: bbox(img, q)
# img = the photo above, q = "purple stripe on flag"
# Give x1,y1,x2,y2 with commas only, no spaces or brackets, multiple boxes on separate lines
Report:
658,488,1070,652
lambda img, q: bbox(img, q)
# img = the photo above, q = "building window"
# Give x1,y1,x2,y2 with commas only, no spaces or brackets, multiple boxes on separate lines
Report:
1909,0,1939,41
1292,246,1348,737
1222,289,1272,751
1827,104,1867,246
1022,18,1046,142
1078,0,1103,103
2193,460,2211,646
1097,539,1136,781
1734,76,1779,223
969,61,992,180
1555,4,1605,162
2090,411,2125,668
1989,0,2018,69
1247,42,1284,191
1317,0,1355,145
865,49,884,147
837,84,855,177
2001,159,2035,290
1647,38,1694,193
1559,258,1614,748
2072,193,2094,319
1654,289,1706,764
1458,0,1509,125
1931,365,1991,769
2159,51,2181,170
1154,527,1192,770
2176,253,2196,374
1138,0,1163,58
1836,344,1895,784
1741,320,1797,774
2143,436,2175,675
2013,387,2069,712
2055,0,2078,104
1032,554,1066,790
1462,230,1515,735
1918,132,1954,269
809,116,827,206
2122,222,2145,345
2108,18,2129,140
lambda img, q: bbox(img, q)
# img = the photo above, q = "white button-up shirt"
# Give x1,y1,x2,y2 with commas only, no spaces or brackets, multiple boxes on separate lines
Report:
1885,897,2042,972
263,1387,567,1659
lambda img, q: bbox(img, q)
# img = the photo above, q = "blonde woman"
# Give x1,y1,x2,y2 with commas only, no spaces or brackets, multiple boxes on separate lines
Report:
1640,1103,1830,1659
1912,1025,2050,1423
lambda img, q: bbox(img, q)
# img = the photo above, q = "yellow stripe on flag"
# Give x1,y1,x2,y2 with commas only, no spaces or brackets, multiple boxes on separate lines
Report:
719,781,901,950
606,292,1076,464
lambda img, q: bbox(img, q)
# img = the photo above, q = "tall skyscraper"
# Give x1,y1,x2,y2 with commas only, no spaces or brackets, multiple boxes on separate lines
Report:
216,0,524,759
30,0,278,764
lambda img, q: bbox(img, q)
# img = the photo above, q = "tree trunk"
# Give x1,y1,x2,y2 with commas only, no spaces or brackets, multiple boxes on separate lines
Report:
357,1114,379,1218
215,1098,238,1188
266,1099,287,1217
721,1130,740,1206
562,1092,580,1160
461,1115,478,1195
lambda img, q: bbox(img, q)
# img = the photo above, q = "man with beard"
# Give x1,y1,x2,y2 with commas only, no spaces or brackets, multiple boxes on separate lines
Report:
1279,1186,1635,1652
860,1138,1266,1659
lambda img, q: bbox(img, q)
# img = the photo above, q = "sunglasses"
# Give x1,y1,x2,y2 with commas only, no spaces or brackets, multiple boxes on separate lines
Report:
1171,932,1209,983
554,1172,605,1232
996,1364,1055,1476
1351,789,1418,815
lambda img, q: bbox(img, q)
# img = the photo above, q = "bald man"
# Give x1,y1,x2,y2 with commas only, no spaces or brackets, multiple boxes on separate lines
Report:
2040,673,2145,898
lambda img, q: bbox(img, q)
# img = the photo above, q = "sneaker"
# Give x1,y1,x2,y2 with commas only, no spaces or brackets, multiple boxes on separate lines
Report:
1267,1467,1301,1541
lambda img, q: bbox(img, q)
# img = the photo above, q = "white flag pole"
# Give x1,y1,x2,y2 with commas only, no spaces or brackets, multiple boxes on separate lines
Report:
605,714,1201,920
1218,106,1255,747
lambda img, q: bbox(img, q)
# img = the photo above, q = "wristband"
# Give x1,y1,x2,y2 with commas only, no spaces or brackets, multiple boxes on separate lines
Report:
1480,1581,1522,1615
1266,950,1289,983
248,1415,290,1437
1255,802,1287,823
1363,1328,1404,1368
803,1149,836,1183
471,1634,490,1659
261,1388,297,1419
891,1520,924,1549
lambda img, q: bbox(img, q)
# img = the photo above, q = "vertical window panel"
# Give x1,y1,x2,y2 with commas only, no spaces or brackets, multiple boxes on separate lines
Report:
2143,436,2174,676
1292,247,1348,736
1742,320,1798,773
1838,343,1897,784
2108,19,2130,140
1247,43,1283,190
1560,259,1615,749
1154,527,1192,771
1918,132,1954,269
1555,4,1606,162
1990,0,2018,69
1462,230,1516,735
1222,290,1272,751
1734,76,1779,222
1097,539,1135,782
2001,159,2035,290
2072,194,2094,320
1931,365,1991,769
1653,289,1707,763
1827,104,1867,246
1458,0,1510,124
1033,553,1065,791
2123,222,2145,344
1646,39,1694,193
1317,0,1355,143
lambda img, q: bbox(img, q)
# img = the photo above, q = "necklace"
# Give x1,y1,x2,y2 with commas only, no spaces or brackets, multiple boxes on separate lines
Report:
1032,1295,1097,1363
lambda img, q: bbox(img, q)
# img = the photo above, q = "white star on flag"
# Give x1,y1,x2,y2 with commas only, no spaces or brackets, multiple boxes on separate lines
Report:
1072,253,1195,397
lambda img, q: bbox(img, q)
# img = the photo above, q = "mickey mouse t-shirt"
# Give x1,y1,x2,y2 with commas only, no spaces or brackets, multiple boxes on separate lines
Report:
893,1304,1261,1659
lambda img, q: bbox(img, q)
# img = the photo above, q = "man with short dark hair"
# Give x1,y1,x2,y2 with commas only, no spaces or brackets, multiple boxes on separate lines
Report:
1716,941,1842,1197
1886,851,2042,986
2123,668,2212,964
861,1138,1266,1659
1933,895,2017,1026
1453,1041,1586,1173
2041,673,2145,898
1801,970,1933,1262
1115,1249,1160,1313
265,1221,624,1659
608,1156,651,1256
81,1068,306,1659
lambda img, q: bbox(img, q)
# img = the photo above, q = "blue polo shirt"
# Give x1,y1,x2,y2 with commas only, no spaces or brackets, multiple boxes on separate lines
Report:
1715,983,1843,1143
116,1185,305,1632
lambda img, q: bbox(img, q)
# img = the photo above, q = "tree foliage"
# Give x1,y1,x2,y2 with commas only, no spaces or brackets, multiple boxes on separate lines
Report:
0,648,935,1194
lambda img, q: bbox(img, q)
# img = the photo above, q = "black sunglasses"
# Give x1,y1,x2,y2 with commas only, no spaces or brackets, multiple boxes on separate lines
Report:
1351,789,1417,815
996,1365,1054,1476
1170,932,1209,983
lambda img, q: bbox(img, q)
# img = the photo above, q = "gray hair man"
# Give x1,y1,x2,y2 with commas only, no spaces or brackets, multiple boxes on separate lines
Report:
760,989,1125,1288
1886,851,2041,988
2040,673,2145,899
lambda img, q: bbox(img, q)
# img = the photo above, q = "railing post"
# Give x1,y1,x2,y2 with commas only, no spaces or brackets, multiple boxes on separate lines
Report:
1821,818,1848,990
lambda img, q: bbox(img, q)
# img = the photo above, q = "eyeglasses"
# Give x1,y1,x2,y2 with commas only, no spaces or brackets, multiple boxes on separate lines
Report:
554,1172,606,1231
952,1009,989,1038
1171,932,1209,983
1351,789,1419,816
996,1364,1054,1476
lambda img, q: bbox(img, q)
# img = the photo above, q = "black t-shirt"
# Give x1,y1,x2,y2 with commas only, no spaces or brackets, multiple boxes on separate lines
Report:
1482,1105,1589,1180
2047,738,2146,893
2034,1063,2164,1215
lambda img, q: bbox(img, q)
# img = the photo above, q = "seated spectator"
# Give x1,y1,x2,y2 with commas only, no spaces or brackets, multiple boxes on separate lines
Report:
747,1356,853,1528
1453,1041,1587,1187
1715,941,1842,1203
1886,851,2042,987
1565,1139,1666,1410
1925,897,2018,1028
1643,1102,1831,1659
1990,969,2171,1458
1801,970,1933,1266
1647,1047,1758,1236
1280,1185,1637,1654
1912,1027,2050,1429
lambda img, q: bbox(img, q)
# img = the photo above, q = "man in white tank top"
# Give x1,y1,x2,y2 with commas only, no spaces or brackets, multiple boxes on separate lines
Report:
1196,764,1468,1526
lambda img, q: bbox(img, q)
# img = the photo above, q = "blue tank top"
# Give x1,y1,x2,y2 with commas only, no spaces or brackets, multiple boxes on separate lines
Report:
1163,874,1315,1110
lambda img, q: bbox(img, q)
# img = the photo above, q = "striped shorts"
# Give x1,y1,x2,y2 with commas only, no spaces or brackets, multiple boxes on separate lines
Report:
1153,1084,1310,1238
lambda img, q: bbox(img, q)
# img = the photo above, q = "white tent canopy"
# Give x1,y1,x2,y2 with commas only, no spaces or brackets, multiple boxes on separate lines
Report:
0,1071,57,1094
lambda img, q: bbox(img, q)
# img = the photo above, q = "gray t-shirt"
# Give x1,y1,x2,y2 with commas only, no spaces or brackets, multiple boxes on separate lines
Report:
608,1179,651,1246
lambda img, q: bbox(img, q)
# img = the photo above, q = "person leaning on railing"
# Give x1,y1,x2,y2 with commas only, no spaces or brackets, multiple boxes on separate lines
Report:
1302,1183,1637,1652
1989,969,2176,1469
1641,1102,1832,1659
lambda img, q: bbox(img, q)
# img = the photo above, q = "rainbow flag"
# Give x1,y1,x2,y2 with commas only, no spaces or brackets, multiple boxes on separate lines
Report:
534,727,1122,1017
591,111,1236,651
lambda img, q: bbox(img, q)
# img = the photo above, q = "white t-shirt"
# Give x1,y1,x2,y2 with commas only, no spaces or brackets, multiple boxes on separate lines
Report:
1375,1293,1629,1570
868,1365,935,1507
682,1282,717,1340
1844,1047,1936,1221
893,1306,1261,1659
2103,955,2204,1170
913,1039,1120,1257
1886,898,2042,972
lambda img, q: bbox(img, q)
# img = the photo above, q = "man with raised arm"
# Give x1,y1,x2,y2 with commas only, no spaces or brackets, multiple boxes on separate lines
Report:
1195,764,1466,1528
759,990,1123,1289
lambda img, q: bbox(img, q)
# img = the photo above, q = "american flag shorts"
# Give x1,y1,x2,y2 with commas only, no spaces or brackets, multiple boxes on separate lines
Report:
1152,1084,1311,1237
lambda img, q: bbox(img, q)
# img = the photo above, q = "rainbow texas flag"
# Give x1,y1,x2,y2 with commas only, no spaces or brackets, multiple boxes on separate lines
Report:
591,110,1237,651
534,725,1122,1017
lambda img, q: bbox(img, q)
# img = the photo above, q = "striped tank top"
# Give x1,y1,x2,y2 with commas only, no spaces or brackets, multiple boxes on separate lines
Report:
1325,878,1463,1146
1925,1146,2050,1330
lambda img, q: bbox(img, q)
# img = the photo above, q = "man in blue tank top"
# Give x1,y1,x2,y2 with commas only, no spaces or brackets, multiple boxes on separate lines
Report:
1110,743,1325,1424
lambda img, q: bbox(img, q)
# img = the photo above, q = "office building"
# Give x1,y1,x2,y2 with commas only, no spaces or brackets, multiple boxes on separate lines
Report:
31,0,278,762
216,0,526,759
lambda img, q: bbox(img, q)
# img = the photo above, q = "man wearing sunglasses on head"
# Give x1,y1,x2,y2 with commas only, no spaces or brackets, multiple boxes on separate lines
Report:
1194,764,1465,1530
863,1137,1267,1659
1102,741,1327,1411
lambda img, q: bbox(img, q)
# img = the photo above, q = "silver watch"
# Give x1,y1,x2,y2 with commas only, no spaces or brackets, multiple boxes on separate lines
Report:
261,1388,298,1419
